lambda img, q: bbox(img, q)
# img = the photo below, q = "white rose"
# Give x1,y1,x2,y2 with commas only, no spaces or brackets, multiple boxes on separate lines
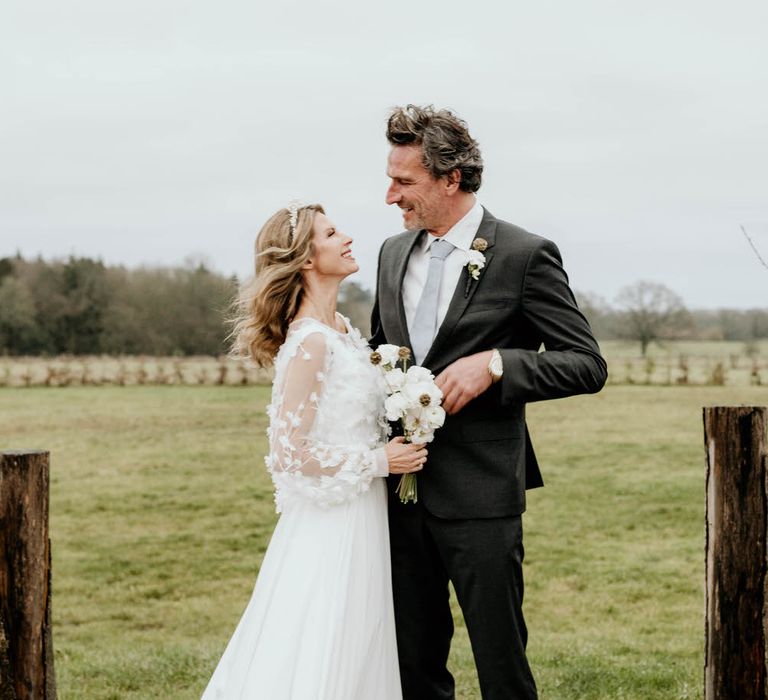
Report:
423,383,444,406
465,250,485,268
377,344,401,368
465,250,486,280
384,393,409,421
401,380,442,408
400,381,427,406
406,365,434,383
384,368,406,393
422,405,445,429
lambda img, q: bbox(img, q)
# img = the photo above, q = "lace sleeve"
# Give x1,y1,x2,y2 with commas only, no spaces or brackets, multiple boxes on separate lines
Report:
266,330,388,508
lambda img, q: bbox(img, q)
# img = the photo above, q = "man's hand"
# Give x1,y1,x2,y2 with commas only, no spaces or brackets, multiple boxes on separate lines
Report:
434,351,494,415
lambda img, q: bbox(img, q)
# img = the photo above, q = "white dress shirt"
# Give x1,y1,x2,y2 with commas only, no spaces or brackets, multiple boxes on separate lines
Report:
403,199,485,341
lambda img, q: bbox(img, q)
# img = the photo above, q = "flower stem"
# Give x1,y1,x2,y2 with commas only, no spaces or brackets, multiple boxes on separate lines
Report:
395,473,418,504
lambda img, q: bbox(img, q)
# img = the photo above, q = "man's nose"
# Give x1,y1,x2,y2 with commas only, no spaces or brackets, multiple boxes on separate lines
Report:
386,182,400,205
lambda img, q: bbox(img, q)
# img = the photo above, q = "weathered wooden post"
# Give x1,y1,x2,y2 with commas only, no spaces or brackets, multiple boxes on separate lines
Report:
0,450,56,700
704,406,768,700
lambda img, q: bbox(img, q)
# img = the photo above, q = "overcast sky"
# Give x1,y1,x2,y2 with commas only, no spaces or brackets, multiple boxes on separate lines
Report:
2,0,767,308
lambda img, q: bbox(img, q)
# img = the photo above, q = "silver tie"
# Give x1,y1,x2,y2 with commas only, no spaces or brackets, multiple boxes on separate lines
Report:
410,238,455,365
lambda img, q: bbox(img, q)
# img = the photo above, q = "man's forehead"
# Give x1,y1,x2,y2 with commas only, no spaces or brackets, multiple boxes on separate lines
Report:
387,145,423,173
389,144,419,160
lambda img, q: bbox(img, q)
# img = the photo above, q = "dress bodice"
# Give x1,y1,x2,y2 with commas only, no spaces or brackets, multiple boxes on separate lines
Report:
265,315,389,511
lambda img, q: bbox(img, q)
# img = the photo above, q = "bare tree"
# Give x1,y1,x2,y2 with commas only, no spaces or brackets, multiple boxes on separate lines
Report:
616,281,690,356
739,224,768,271
574,290,616,339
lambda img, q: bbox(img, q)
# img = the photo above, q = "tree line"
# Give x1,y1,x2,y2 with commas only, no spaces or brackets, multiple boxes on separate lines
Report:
0,255,237,356
0,254,374,356
0,254,765,356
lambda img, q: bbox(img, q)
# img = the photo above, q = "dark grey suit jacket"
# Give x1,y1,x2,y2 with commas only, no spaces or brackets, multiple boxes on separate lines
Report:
370,207,607,519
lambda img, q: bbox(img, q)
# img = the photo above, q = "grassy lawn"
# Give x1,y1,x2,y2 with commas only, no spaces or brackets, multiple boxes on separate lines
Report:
1,384,765,699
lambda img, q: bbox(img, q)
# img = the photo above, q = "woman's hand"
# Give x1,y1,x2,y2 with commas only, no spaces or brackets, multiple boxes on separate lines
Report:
385,436,428,474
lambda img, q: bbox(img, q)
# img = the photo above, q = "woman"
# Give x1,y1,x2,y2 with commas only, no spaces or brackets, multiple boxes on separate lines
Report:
201,203,424,699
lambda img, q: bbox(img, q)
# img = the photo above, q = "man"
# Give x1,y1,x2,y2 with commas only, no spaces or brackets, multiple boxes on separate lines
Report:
370,104,607,700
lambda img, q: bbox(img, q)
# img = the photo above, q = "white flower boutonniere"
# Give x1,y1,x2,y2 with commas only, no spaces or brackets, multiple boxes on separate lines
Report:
465,250,486,280
463,237,488,295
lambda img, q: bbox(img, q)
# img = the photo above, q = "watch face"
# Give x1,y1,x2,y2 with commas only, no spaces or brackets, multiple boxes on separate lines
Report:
490,354,503,377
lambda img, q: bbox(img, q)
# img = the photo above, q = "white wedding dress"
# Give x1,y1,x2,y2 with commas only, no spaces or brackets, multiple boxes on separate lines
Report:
201,314,403,700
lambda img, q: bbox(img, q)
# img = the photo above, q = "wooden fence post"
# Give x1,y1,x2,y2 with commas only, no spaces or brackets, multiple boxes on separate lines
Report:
0,451,56,700
704,406,768,700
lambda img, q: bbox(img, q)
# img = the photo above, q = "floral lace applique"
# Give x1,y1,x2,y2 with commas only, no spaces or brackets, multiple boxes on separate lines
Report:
264,319,388,511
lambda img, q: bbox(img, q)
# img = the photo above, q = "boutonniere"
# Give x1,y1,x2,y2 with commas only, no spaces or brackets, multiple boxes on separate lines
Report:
464,238,488,296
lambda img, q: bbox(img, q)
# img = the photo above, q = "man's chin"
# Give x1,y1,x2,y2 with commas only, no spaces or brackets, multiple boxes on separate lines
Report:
401,210,420,230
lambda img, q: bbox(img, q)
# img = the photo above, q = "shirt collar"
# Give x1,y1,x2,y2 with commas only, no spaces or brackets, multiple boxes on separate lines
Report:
422,199,484,253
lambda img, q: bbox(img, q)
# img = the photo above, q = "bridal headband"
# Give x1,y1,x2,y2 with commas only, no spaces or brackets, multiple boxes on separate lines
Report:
286,199,304,239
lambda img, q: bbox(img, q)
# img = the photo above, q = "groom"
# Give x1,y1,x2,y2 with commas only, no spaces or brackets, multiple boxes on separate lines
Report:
370,105,607,700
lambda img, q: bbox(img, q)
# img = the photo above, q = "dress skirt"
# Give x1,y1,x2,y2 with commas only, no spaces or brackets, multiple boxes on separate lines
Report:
201,478,402,700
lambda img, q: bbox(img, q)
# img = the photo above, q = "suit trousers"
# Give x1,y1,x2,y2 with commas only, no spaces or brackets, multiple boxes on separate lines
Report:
388,497,538,700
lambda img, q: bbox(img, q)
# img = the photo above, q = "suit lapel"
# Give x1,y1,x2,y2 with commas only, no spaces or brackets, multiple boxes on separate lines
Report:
423,209,498,367
392,230,422,350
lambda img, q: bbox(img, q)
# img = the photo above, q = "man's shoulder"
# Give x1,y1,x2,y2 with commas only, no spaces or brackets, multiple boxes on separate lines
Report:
378,229,418,260
486,212,557,254
381,229,416,248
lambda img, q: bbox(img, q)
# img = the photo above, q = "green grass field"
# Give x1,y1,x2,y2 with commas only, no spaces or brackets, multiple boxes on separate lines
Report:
2,383,766,699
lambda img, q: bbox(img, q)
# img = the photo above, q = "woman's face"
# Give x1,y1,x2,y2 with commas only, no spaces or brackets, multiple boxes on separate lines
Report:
307,212,358,278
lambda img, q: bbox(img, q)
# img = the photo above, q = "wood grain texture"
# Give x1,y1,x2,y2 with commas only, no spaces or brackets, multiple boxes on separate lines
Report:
704,407,767,700
0,451,56,700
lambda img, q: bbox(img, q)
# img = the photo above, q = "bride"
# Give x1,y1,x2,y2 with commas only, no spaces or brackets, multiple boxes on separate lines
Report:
200,203,425,700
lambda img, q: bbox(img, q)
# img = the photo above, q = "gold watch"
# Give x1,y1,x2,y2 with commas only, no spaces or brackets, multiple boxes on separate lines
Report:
488,349,503,383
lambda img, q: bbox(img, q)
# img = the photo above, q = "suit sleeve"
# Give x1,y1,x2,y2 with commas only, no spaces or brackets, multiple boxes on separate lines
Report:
368,242,387,349
498,239,607,404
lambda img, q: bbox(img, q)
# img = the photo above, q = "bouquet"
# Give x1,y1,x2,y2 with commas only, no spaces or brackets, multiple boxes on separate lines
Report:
370,344,446,503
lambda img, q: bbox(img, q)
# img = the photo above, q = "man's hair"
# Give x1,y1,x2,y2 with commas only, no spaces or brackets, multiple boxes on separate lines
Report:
386,104,483,193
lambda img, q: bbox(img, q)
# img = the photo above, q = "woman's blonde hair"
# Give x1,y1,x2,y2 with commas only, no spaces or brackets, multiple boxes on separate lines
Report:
230,203,324,367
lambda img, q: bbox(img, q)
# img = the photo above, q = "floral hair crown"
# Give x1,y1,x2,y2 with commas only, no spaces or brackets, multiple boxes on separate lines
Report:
286,199,304,239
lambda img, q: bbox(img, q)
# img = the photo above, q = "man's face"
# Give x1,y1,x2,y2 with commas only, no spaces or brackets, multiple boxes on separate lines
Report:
385,145,449,232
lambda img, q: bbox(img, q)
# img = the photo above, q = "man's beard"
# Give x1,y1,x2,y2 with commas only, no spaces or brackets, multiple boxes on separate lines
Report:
402,203,429,231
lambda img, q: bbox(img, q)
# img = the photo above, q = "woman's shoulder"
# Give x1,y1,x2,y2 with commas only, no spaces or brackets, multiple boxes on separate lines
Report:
289,313,366,343
287,317,342,342
276,314,368,366
277,321,328,362
335,313,370,348
276,317,337,362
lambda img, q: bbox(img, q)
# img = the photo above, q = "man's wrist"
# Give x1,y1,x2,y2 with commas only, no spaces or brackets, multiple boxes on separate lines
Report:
487,349,503,383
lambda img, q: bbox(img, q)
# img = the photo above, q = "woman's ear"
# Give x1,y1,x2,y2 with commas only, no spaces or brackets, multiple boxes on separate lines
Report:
301,258,314,270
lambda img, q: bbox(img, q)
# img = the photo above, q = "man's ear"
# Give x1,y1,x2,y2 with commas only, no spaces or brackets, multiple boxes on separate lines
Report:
445,169,462,194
